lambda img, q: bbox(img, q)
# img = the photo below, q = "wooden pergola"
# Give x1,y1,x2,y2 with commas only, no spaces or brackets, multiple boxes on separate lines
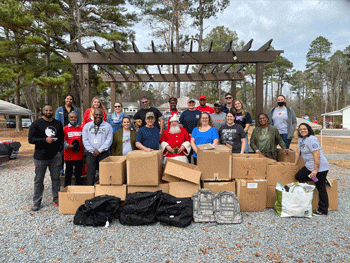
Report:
65,39,283,117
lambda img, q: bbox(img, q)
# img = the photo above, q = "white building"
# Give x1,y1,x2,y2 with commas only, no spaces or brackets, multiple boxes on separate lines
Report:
321,105,350,129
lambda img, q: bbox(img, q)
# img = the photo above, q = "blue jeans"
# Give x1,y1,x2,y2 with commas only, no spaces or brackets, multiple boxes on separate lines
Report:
245,133,249,153
280,134,292,149
33,153,62,204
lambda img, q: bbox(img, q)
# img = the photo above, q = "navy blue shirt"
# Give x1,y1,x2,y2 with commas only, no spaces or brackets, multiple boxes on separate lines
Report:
136,126,160,150
179,109,202,134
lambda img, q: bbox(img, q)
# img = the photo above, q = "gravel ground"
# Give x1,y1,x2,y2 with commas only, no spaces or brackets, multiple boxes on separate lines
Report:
0,154,349,263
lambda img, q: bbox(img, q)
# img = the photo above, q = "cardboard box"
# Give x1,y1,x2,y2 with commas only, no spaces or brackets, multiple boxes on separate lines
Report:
231,156,276,180
95,184,127,201
266,185,277,208
202,181,235,194
58,186,95,214
236,179,267,211
163,159,201,184
308,178,338,211
277,149,305,169
127,183,169,194
266,162,299,186
197,144,232,181
168,181,201,198
99,156,126,185
126,150,162,186
232,153,265,158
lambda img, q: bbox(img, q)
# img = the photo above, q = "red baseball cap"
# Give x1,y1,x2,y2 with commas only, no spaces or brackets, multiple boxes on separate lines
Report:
199,95,206,100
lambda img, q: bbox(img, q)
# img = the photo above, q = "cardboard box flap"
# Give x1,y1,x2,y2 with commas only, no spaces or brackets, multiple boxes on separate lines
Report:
163,159,201,185
62,186,95,193
197,144,216,150
100,156,126,164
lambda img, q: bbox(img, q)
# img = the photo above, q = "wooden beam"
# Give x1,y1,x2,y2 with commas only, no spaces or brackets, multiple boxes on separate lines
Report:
110,82,116,110
224,40,233,52
221,39,253,73
99,72,245,82
82,64,91,112
255,63,264,123
65,50,283,65
112,41,137,74
258,39,273,51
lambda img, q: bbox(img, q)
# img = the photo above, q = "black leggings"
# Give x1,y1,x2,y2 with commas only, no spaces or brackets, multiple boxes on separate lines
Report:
295,166,329,214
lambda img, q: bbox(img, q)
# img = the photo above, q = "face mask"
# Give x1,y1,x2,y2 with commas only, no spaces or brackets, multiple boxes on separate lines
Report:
277,101,285,107
69,120,77,126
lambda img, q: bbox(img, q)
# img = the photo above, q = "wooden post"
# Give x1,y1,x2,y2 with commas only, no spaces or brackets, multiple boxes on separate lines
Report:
255,63,264,123
110,82,116,112
231,80,237,101
82,64,91,113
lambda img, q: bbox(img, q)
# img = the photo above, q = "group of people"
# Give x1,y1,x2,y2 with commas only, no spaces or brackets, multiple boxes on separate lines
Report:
28,93,330,217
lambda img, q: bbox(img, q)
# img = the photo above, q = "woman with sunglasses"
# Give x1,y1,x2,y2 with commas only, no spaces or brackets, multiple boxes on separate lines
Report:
82,97,107,127
107,101,129,134
190,112,219,165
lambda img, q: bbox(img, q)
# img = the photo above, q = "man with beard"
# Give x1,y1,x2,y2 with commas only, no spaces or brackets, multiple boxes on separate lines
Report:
28,104,64,211
83,108,113,185
195,95,214,114
133,96,164,135
160,114,191,163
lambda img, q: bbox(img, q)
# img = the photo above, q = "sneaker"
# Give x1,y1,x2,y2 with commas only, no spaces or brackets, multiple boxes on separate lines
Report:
313,210,327,216
31,204,41,211
325,178,332,187
53,202,58,206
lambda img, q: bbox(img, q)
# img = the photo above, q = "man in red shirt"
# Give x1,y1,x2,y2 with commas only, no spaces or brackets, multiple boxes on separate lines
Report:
160,114,191,163
195,95,214,114
63,112,84,187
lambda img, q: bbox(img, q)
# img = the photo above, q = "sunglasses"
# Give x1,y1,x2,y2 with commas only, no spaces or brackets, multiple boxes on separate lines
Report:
114,105,121,108
225,96,232,99
199,99,206,101
141,101,149,104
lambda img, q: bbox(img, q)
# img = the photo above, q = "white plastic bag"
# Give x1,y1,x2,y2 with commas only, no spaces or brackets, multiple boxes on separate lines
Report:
274,182,315,218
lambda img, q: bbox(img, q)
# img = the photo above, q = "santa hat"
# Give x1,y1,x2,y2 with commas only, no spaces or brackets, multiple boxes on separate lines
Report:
170,114,179,123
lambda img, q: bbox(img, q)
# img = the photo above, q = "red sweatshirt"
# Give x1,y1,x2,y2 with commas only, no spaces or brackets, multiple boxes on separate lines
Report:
63,124,84,161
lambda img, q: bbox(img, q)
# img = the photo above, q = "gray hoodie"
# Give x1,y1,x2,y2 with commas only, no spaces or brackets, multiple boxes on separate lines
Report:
82,121,113,153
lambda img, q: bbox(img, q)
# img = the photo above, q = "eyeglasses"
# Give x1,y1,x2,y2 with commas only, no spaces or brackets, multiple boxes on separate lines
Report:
201,117,209,120
225,96,232,99
141,101,148,104
114,105,121,108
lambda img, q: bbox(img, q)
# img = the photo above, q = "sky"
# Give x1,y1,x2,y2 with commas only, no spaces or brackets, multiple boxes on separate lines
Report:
131,0,350,72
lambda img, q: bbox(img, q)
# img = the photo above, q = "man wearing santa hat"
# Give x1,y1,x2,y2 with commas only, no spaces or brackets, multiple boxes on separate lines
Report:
160,114,191,163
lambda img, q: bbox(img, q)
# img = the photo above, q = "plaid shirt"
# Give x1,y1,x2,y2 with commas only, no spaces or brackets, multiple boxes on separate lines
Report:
162,109,183,130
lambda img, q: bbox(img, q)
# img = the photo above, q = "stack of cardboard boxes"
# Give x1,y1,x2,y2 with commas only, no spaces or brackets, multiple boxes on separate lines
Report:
58,148,338,215
126,150,168,194
197,144,237,201
95,156,127,200
232,154,274,212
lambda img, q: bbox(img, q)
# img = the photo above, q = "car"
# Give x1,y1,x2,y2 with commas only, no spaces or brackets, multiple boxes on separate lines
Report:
22,118,32,128
6,119,15,128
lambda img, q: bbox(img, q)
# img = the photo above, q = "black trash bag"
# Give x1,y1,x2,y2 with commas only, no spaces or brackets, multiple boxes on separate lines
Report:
71,139,80,152
119,190,162,226
73,195,120,227
157,192,193,228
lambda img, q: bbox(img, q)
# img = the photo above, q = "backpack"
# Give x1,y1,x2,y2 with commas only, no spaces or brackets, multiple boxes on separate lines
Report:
157,193,193,228
192,189,216,223
73,195,120,227
214,191,242,224
119,191,162,226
